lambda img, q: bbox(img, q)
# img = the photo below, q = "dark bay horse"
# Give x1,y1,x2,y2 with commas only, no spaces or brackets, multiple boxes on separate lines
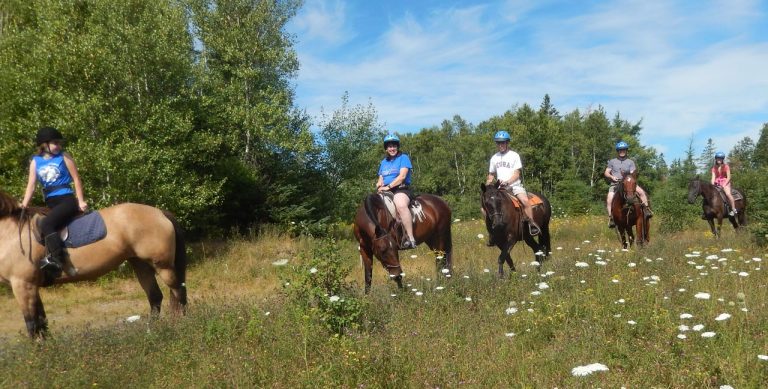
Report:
353,193,452,293
0,191,187,338
611,171,650,248
687,178,746,237
480,183,551,277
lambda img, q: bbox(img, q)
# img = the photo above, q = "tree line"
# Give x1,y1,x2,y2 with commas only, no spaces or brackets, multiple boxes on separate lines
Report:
2,0,767,239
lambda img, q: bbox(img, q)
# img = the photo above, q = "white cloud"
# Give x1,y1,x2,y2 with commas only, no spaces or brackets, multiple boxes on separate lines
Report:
291,0,350,47
291,1,768,159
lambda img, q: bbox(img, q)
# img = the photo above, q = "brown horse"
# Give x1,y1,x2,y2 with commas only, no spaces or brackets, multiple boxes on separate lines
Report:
353,193,452,293
687,178,746,237
611,171,650,249
0,191,187,338
480,183,551,277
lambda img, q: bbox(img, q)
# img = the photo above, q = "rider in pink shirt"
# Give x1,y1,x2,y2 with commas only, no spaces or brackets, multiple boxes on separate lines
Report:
710,151,737,216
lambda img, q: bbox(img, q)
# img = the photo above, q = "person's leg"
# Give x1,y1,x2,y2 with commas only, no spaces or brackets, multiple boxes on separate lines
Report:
607,188,616,227
515,190,540,236
637,186,653,217
394,192,416,248
39,195,79,277
723,184,737,215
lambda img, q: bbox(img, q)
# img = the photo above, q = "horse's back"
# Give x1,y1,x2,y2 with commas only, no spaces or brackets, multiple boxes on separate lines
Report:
66,203,176,277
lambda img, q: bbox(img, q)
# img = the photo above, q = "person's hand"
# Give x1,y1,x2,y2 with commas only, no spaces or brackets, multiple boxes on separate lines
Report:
612,177,620,183
79,200,88,212
377,185,389,193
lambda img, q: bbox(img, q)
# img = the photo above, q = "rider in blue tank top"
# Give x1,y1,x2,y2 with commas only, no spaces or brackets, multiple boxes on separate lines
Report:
376,133,417,249
32,153,75,199
21,127,88,283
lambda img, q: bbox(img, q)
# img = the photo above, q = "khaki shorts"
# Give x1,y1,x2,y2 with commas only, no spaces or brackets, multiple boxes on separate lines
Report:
504,184,527,196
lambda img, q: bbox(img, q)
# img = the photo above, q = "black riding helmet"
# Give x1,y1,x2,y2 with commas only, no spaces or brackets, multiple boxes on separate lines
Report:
36,126,64,145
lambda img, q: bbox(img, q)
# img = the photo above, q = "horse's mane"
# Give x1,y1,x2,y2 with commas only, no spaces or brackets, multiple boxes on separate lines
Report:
0,191,47,220
0,191,20,218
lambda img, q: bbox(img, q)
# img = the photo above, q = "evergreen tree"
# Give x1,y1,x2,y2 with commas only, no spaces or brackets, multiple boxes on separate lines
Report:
754,123,768,168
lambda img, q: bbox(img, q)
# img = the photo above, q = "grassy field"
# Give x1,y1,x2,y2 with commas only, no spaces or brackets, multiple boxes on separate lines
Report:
1,216,767,388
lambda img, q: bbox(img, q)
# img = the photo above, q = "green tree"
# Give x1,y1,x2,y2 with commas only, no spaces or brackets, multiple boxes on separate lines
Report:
0,0,224,232
697,138,716,173
729,136,755,172
753,123,768,168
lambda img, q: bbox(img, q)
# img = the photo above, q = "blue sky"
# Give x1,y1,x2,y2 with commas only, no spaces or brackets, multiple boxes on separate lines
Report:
287,0,768,162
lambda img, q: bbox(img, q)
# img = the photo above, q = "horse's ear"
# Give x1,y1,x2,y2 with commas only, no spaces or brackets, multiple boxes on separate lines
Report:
480,183,486,193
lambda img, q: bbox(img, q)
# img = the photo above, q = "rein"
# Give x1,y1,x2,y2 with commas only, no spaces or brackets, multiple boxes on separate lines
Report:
18,208,33,262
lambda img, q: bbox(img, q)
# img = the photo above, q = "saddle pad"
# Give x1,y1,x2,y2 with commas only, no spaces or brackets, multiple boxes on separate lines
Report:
506,192,544,209
64,212,108,248
380,193,426,223
716,187,744,202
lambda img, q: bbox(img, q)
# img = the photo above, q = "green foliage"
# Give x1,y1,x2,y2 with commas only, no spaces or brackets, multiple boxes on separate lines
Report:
553,178,596,216
283,239,366,335
652,181,699,233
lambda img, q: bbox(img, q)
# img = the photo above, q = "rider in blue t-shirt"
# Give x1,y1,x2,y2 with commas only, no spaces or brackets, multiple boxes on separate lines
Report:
21,127,88,280
376,134,416,249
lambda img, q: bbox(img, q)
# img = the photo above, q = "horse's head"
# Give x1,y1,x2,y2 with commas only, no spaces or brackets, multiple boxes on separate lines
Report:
480,182,505,231
621,171,638,201
687,177,701,204
363,195,403,281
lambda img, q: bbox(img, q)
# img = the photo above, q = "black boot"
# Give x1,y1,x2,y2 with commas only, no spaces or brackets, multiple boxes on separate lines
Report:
644,205,654,219
39,233,66,282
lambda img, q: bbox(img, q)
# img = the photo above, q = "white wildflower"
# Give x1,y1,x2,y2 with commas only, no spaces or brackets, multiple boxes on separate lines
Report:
571,363,609,377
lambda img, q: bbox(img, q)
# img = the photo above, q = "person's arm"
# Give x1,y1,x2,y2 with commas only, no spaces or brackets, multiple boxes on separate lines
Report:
63,153,88,211
384,168,409,190
503,169,521,186
485,173,495,185
603,166,618,182
724,165,732,186
21,160,38,208
710,167,717,185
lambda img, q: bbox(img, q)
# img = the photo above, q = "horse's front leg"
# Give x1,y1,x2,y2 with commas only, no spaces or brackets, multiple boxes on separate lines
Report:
523,234,546,265
11,278,47,338
358,241,374,294
707,218,719,238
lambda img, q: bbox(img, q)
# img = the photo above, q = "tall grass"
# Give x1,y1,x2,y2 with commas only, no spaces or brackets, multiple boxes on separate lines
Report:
1,217,767,387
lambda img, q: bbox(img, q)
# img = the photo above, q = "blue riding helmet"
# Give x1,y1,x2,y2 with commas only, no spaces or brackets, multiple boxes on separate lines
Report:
494,131,511,142
383,133,400,147
714,151,726,159
615,141,629,151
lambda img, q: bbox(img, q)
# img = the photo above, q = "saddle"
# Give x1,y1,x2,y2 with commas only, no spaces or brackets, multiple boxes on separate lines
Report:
379,192,426,223
715,187,743,214
716,186,743,201
380,192,425,249
33,211,108,248
501,191,544,209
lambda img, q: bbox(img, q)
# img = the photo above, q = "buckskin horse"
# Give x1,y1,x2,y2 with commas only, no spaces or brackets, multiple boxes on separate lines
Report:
0,191,187,338
353,193,452,293
687,177,746,237
480,183,551,277
611,171,650,249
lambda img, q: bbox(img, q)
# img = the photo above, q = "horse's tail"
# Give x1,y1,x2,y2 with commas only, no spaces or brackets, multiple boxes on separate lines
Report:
364,194,386,235
163,211,187,307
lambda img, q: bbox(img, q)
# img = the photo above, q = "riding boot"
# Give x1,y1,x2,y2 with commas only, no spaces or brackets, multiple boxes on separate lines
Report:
40,233,66,282
643,205,654,218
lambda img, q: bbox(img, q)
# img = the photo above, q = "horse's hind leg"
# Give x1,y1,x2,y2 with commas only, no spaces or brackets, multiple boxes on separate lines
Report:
128,258,163,317
11,279,47,338
156,267,186,316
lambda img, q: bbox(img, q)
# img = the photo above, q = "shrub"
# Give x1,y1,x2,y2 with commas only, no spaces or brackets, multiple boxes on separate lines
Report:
282,239,366,335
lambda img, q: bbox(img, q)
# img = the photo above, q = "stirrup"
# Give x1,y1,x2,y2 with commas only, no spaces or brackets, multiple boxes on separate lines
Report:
528,223,541,236
39,256,63,280
401,240,417,250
